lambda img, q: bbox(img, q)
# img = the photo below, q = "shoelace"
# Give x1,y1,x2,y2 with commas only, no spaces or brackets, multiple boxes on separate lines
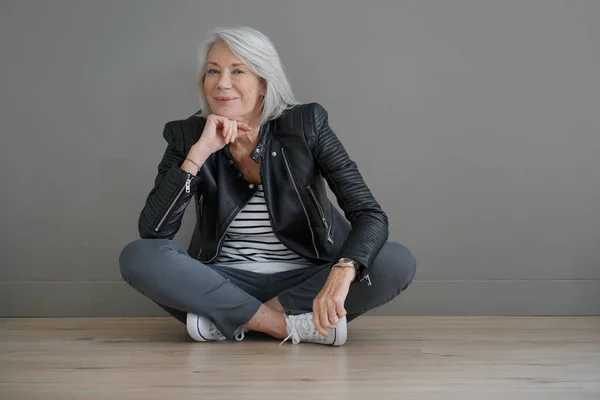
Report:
193,314,247,341
279,313,328,345
206,322,226,341
234,327,248,341
203,316,248,342
213,325,247,341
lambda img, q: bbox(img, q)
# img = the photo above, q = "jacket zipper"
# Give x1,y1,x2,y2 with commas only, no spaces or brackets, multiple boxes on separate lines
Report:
197,193,204,221
259,149,308,262
154,173,192,232
307,186,334,244
281,147,320,258
360,274,372,286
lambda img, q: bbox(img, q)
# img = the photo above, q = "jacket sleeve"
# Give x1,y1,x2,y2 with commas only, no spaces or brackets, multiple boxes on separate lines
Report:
137,120,202,239
310,103,389,270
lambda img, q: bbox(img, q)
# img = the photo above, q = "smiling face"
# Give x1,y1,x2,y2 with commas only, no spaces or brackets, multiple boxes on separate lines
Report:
202,40,266,124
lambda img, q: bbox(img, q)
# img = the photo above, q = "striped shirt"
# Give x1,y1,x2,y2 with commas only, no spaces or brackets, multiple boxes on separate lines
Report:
215,185,316,273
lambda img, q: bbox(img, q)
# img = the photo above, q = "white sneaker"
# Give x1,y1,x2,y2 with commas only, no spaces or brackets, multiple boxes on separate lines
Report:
280,312,347,346
186,313,248,342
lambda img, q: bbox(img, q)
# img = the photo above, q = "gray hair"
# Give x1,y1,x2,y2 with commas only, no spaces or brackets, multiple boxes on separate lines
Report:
196,27,299,124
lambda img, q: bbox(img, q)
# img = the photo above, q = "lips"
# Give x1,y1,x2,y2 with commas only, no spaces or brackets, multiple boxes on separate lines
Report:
215,97,237,102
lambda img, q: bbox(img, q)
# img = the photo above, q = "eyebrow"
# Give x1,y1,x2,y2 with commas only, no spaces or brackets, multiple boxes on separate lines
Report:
206,62,246,67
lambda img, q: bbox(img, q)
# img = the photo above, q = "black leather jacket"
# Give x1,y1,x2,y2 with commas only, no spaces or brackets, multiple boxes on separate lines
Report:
138,103,388,283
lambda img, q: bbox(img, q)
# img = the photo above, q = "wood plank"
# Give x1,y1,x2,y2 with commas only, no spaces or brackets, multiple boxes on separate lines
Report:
1,317,599,399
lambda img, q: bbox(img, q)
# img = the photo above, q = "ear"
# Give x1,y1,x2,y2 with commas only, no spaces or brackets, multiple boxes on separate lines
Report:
259,78,267,97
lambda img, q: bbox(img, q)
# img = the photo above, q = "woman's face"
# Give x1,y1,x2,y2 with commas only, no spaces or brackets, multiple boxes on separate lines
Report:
203,41,265,123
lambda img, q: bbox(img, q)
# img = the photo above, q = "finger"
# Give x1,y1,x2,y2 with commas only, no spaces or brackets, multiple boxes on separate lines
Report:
225,120,232,144
324,306,337,329
335,298,347,318
319,304,333,335
231,120,237,143
318,310,330,337
228,120,235,144
329,313,341,327
226,119,233,144
220,119,229,143
237,122,251,133
312,302,329,337
212,115,224,137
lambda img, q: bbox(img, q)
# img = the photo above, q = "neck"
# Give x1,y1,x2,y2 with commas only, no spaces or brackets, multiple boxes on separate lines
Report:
230,127,260,152
237,110,262,131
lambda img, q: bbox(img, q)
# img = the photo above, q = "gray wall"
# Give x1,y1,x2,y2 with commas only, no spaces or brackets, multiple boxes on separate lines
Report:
1,0,599,317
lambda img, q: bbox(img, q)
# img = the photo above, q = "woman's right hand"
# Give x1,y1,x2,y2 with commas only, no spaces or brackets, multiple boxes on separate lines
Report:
197,114,252,155
182,115,251,175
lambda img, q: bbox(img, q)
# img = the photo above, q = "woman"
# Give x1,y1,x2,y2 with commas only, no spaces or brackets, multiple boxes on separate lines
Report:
119,27,416,346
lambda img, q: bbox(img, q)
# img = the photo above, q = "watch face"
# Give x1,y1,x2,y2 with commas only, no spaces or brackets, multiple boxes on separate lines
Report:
338,258,356,266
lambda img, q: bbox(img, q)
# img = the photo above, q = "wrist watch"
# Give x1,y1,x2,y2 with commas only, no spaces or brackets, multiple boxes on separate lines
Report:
332,258,371,286
332,258,359,278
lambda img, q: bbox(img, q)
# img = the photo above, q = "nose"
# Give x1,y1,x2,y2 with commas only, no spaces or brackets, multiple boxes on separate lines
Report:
217,71,232,89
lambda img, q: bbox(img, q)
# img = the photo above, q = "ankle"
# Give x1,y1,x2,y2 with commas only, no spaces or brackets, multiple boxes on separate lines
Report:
243,305,288,339
264,319,288,340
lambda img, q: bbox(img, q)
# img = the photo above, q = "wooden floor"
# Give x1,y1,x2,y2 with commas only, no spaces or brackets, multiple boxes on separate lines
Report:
1,317,599,399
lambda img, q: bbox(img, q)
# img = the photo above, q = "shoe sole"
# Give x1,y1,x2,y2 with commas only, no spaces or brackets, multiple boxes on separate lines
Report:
332,316,348,346
186,313,208,342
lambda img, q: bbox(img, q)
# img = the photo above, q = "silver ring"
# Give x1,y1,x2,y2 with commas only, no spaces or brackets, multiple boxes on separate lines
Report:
331,315,340,322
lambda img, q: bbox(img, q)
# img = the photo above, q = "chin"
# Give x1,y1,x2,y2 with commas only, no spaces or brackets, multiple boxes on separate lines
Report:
210,105,244,119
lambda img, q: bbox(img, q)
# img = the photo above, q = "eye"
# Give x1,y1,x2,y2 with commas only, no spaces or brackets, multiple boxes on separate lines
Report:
233,69,245,75
206,69,219,74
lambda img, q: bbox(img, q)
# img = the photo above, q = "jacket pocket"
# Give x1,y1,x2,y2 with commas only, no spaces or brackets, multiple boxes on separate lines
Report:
307,185,334,244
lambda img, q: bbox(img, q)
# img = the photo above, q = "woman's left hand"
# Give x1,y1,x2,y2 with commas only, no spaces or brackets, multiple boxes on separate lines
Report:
312,267,355,337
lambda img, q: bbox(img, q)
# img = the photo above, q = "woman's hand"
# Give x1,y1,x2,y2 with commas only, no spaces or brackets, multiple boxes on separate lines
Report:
312,266,355,337
197,114,251,155
182,114,251,175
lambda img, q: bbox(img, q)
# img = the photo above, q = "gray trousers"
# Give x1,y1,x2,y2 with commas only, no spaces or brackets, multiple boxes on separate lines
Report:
119,238,416,340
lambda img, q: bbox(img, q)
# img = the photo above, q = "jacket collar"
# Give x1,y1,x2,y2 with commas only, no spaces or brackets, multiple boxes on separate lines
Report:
250,121,271,163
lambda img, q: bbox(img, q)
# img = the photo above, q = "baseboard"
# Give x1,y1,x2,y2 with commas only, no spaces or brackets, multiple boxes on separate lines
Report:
1,280,598,317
